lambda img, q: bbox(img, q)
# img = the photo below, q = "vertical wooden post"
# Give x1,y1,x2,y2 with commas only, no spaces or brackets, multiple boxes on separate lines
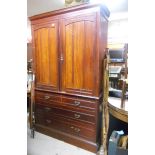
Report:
97,48,109,155
30,79,34,129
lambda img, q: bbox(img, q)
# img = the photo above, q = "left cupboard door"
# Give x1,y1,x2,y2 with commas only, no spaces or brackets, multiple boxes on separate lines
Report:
32,21,59,91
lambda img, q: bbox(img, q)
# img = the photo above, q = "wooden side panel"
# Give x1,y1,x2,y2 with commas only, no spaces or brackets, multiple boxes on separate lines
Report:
33,21,59,90
99,14,108,95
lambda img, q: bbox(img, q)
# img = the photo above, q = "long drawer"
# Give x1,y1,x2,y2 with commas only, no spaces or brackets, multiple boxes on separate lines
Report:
35,103,96,124
35,91,97,114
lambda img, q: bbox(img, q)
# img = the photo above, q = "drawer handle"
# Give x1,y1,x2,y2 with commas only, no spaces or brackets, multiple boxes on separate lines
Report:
44,107,51,111
44,95,50,100
46,119,51,124
70,126,80,133
74,114,80,119
51,23,55,28
74,101,80,106
74,128,80,133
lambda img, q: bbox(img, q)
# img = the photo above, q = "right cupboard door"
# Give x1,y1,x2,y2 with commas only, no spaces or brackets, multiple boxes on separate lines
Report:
61,14,97,96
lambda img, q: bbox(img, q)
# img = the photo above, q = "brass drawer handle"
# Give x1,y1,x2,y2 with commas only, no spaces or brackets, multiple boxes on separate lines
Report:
74,101,80,106
51,23,55,28
46,119,51,124
60,55,64,62
44,107,51,111
44,95,50,100
74,128,80,133
74,114,80,119
70,126,80,133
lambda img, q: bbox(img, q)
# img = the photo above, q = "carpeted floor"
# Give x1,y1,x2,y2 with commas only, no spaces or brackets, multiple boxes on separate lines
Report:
27,125,96,155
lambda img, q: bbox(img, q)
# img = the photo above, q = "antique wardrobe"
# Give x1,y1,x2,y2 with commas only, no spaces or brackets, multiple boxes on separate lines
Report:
29,3,109,153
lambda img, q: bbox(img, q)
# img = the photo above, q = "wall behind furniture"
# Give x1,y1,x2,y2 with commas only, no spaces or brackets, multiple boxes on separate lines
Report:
27,0,65,17
108,19,128,44
27,0,128,17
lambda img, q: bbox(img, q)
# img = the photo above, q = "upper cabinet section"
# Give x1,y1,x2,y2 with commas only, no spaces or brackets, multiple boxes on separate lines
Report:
30,3,110,98
33,21,59,91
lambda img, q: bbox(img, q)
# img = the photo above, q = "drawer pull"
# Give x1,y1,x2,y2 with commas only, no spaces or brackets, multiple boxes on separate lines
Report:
74,114,80,119
70,126,80,133
46,119,51,124
51,23,55,28
44,107,51,111
44,95,50,100
74,128,80,133
74,101,80,106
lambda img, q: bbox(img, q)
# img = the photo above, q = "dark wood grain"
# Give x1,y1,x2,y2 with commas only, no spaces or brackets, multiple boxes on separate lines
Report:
61,13,96,96
33,21,59,91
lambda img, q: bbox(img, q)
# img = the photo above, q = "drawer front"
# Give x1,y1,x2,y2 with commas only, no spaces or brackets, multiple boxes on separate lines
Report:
52,107,96,124
52,118,96,141
62,96,96,110
35,91,61,103
35,103,95,124
35,91,97,115
36,98,95,115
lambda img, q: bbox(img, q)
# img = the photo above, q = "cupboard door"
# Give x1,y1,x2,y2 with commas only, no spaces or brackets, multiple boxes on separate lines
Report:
61,14,97,96
33,21,59,91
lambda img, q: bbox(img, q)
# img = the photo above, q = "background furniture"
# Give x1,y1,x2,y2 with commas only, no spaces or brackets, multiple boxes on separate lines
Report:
98,44,128,155
30,3,110,153
108,98,128,123
107,44,128,154
108,102,128,155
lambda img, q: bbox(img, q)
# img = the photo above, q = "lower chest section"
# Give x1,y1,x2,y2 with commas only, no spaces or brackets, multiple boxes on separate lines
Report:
34,90,102,152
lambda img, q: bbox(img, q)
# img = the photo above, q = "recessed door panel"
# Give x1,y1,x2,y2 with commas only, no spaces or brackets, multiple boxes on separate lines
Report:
65,24,73,88
83,21,94,91
73,21,84,89
33,21,59,90
61,15,96,96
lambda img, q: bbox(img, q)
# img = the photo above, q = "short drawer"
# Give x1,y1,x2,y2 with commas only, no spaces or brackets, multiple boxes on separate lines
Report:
35,91,61,103
61,96,96,111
